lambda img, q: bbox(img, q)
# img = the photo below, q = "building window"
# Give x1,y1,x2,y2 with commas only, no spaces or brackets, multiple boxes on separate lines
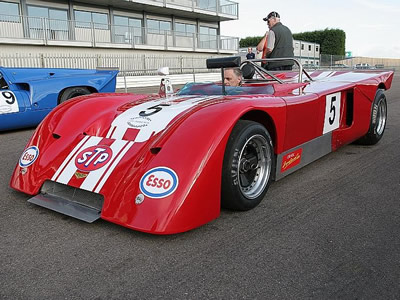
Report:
75,10,109,30
197,0,217,10
175,22,196,36
199,26,217,48
147,19,171,34
27,6,68,39
200,26,217,36
114,15,142,43
0,1,20,22
308,45,312,51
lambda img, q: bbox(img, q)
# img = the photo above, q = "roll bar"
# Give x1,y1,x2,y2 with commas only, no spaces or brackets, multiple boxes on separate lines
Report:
205,56,313,84
242,58,314,83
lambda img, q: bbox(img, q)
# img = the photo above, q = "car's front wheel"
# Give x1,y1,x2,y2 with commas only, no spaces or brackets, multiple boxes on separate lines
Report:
221,120,274,211
59,86,91,104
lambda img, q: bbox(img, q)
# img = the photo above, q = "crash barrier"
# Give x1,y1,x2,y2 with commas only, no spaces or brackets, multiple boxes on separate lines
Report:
117,71,221,91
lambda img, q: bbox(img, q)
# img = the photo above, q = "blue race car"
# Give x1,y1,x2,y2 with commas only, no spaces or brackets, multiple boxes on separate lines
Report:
0,67,118,131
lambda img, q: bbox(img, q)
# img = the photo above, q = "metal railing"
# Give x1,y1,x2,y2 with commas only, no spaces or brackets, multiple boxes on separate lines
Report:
117,67,220,91
0,53,220,75
219,0,238,16
163,0,238,17
0,14,239,52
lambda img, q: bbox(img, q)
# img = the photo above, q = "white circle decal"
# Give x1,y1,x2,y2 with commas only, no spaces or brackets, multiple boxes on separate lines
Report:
19,146,39,167
139,167,179,199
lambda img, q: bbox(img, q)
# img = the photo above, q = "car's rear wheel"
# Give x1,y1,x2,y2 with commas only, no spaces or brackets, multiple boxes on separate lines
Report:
59,87,91,104
356,89,387,145
221,120,274,211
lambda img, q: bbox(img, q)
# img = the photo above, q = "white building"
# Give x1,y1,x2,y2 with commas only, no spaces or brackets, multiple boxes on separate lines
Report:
0,0,239,70
293,40,320,66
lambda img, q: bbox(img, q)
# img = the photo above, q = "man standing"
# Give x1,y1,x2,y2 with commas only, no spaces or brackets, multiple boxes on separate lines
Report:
263,11,294,71
246,47,255,60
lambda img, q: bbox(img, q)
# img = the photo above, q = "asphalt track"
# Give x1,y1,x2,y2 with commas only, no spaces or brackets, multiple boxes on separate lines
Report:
1,74,399,299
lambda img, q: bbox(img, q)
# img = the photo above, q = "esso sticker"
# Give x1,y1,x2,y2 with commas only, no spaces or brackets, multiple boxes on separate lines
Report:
139,167,179,199
75,145,113,172
19,146,39,167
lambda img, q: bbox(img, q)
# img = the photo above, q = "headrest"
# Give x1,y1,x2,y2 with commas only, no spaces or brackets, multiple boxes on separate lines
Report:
242,63,255,79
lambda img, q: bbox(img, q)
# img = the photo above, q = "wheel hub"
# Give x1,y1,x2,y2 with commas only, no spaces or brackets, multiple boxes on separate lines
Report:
238,135,272,199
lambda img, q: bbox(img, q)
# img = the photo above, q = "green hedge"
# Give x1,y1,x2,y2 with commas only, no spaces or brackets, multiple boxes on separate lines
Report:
293,29,345,56
239,36,264,49
239,28,346,55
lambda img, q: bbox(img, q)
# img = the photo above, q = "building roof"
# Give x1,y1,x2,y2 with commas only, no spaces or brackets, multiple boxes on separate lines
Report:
74,0,238,21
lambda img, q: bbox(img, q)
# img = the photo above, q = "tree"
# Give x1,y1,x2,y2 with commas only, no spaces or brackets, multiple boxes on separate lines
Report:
239,36,263,48
239,28,346,55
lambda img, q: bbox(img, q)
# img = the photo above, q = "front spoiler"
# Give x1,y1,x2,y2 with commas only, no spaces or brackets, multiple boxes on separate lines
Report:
28,193,101,223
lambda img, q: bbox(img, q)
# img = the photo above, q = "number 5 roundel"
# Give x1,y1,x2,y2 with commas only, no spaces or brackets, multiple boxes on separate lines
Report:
139,167,179,199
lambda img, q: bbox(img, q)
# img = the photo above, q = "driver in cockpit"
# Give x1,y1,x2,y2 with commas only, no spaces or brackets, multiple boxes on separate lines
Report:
224,67,242,87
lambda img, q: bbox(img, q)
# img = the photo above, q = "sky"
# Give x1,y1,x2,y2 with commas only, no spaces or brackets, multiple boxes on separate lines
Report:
220,0,400,59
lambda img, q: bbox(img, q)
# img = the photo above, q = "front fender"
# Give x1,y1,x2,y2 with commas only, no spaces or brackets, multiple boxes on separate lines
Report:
101,98,287,234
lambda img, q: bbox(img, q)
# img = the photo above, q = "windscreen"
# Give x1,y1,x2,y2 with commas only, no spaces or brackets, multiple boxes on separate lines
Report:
177,82,274,96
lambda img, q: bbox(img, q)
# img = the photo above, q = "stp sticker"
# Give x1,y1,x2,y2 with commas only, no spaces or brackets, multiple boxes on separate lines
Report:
75,145,113,172
19,146,39,167
139,167,179,199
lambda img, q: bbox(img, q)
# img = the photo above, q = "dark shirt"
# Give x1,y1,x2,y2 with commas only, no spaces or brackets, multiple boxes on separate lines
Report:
246,52,255,59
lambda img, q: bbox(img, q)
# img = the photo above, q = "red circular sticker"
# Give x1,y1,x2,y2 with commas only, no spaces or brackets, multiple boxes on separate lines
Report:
75,145,113,172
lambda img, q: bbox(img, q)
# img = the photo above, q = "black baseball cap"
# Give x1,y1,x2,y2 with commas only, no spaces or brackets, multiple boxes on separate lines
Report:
263,11,280,21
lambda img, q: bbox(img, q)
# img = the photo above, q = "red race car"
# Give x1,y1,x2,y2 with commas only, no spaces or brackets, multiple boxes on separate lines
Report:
10,57,394,234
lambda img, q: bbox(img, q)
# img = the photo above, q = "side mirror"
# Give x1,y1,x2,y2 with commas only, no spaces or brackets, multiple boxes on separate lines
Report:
157,67,169,76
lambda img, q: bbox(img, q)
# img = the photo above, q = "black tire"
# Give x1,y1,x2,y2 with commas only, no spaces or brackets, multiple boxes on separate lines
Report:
221,120,274,211
356,89,387,145
59,87,91,104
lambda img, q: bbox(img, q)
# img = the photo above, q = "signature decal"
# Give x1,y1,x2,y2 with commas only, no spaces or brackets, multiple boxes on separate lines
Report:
281,149,302,172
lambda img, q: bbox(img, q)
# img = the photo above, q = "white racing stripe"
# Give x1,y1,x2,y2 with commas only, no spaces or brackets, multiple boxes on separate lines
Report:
80,139,131,192
94,141,134,193
312,71,336,80
50,95,220,194
106,95,219,141
51,135,135,194
51,135,91,181
55,136,103,185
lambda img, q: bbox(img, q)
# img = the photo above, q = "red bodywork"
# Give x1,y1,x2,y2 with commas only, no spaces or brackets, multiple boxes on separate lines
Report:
10,70,394,234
